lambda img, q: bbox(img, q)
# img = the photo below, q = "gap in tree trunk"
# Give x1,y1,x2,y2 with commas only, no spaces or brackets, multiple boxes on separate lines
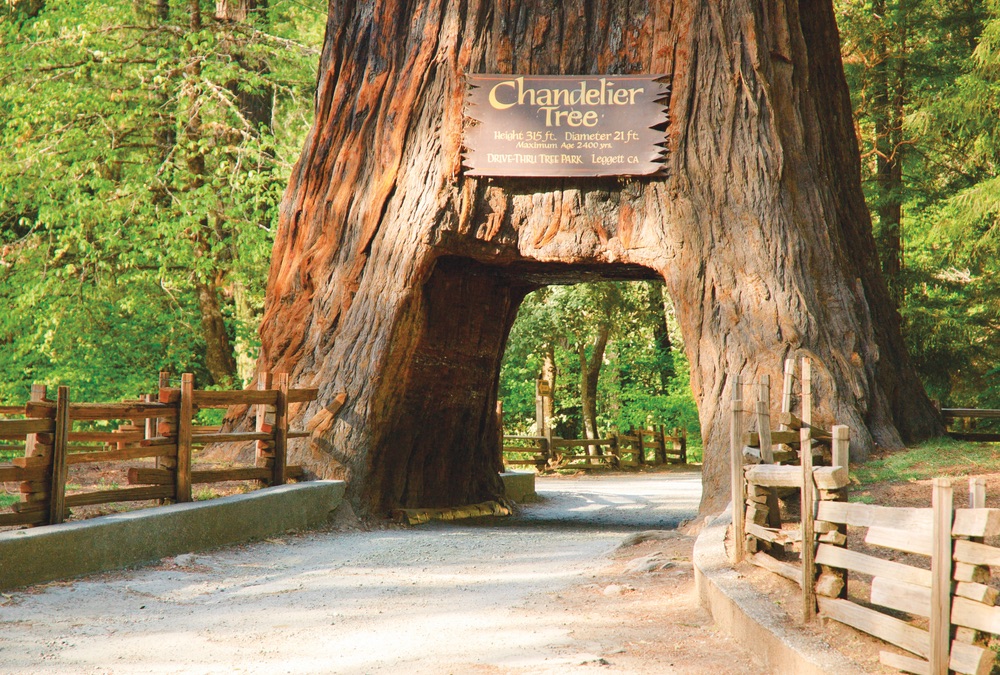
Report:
360,256,662,513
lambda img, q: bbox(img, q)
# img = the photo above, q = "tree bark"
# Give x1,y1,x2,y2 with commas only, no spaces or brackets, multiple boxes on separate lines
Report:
196,279,238,386
649,282,674,392
872,0,906,305
579,322,610,456
245,0,942,516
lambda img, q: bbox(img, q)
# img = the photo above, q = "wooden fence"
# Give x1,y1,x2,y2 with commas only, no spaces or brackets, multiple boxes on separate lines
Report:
0,372,319,528
502,425,687,470
942,408,1000,442
731,358,1000,674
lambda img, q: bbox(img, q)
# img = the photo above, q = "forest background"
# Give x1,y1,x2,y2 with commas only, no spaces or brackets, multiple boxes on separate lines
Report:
2,0,999,449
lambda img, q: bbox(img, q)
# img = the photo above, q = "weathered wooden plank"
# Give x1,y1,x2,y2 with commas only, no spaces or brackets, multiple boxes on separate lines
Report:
930,478,953,675
953,538,1000,567
69,402,178,421
816,500,932,531
0,510,47,526
730,375,745,564
744,465,848,490
67,445,177,464
192,468,272,483
0,418,54,439
67,431,145,444
818,596,929,658
750,551,801,586
871,576,931,618
952,596,1000,634
287,431,310,439
800,396,817,622
942,408,1000,420
953,562,990,584
190,432,271,444
949,641,995,675
815,543,933,587
273,373,289,486
127,467,174,485
550,438,617,448
953,508,1000,537
743,430,801,447
176,374,193,502
65,485,175,507
0,464,47,482
948,432,1000,442
955,582,998,606
191,389,279,407
49,387,70,526
286,388,319,403
865,525,933,556
880,651,929,675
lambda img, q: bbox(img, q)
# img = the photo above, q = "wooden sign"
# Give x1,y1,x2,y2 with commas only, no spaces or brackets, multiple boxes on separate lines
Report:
463,74,668,177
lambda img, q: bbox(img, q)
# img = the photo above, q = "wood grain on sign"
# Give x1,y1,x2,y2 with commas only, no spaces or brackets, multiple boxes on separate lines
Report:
464,75,668,177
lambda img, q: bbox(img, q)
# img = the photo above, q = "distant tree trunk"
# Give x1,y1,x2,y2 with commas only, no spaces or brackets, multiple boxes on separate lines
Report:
649,283,674,392
872,0,907,305
579,323,610,455
244,0,942,516
541,343,556,431
196,279,238,386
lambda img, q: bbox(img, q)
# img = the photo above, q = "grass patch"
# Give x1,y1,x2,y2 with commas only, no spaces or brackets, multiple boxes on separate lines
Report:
0,493,18,508
852,437,1000,488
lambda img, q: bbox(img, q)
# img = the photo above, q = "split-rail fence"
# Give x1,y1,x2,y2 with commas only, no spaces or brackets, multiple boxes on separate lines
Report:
731,357,1000,675
502,425,687,471
0,372,325,528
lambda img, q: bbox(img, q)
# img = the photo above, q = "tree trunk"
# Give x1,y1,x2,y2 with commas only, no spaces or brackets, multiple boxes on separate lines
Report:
245,0,942,516
649,282,674,392
541,343,556,431
196,279,238,386
579,323,610,458
872,0,907,305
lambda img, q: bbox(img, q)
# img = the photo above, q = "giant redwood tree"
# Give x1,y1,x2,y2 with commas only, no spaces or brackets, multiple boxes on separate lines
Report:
245,0,942,515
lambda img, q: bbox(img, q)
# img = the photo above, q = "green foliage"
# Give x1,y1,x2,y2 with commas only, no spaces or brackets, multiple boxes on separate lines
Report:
836,1,1000,408
499,281,700,447
0,0,323,402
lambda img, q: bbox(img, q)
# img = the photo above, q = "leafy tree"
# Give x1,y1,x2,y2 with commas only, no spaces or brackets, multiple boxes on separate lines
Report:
499,281,699,445
0,0,323,401
836,1,1000,409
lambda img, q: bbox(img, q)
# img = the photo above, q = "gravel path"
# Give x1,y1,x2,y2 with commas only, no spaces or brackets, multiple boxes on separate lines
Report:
0,470,740,674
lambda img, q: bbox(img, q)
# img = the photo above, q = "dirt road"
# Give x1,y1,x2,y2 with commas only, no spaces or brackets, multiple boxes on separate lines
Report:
0,470,761,674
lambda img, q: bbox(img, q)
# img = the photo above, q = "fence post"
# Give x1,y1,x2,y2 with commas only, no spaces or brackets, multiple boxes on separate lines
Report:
48,386,70,525
831,424,850,597
970,476,986,510
779,358,795,430
175,373,194,503
21,384,51,518
800,359,816,621
730,374,745,564
635,428,645,466
757,374,773,463
272,373,289,486
930,478,954,675
255,371,274,480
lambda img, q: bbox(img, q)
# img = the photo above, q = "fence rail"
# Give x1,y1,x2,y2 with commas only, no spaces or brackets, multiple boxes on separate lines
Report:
501,425,686,471
0,372,324,528
942,408,1000,442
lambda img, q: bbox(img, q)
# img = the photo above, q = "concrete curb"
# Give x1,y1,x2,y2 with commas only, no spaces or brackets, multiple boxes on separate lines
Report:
500,470,537,502
0,480,346,591
693,505,865,675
